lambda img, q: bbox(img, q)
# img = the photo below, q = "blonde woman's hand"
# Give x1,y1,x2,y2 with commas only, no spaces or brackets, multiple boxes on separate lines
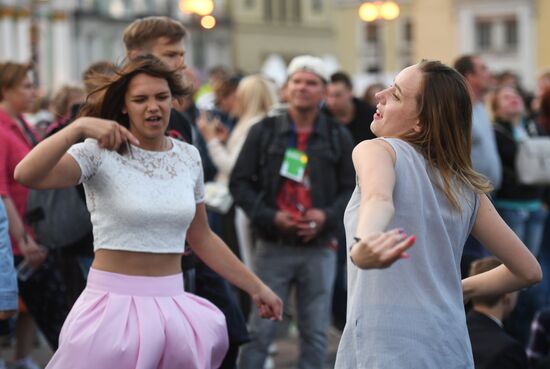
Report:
251,284,283,321
350,228,415,269
74,117,139,150
197,111,221,142
215,123,229,143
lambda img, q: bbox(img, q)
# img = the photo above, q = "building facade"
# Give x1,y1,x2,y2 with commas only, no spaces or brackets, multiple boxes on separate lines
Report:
0,0,231,92
1,0,549,92
229,0,337,75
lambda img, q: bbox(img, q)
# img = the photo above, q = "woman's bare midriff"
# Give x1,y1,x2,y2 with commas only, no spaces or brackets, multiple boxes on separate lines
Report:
92,249,183,276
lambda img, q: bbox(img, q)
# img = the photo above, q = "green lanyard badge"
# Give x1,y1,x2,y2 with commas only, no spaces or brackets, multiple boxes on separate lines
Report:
279,147,308,183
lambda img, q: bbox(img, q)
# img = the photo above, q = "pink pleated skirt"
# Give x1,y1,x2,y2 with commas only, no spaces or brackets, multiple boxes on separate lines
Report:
46,268,229,369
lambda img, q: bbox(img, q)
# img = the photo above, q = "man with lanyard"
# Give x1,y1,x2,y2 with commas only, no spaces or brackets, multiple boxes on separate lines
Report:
122,16,248,369
231,55,355,369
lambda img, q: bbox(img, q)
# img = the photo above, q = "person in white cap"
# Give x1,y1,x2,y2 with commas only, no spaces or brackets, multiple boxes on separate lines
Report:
230,55,355,369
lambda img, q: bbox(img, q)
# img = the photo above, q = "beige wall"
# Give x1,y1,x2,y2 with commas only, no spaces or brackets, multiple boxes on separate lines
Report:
231,24,335,73
230,0,335,73
332,5,360,74
412,0,457,65
536,0,550,71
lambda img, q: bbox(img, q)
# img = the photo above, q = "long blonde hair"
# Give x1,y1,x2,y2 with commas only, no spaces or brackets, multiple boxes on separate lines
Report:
406,60,492,210
232,75,276,122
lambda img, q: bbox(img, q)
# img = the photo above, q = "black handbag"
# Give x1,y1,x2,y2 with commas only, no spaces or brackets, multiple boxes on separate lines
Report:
26,186,92,249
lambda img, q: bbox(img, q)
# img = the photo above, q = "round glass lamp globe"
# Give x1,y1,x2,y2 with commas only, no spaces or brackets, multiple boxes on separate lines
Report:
358,2,379,22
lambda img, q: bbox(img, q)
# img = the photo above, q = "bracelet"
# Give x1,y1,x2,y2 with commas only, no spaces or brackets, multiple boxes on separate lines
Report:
349,237,361,264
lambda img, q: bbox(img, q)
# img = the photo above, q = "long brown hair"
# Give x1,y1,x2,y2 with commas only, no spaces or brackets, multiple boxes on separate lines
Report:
79,54,190,127
406,60,492,210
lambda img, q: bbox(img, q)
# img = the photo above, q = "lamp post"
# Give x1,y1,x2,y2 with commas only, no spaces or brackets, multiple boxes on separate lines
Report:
358,1,400,75
179,0,216,29
178,0,218,70
358,1,400,22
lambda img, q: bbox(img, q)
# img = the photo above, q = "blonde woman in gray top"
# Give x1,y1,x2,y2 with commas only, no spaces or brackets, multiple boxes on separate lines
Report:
335,60,542,369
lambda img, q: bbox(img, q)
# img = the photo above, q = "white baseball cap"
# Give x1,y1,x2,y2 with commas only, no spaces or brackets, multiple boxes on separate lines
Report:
287,55,329,83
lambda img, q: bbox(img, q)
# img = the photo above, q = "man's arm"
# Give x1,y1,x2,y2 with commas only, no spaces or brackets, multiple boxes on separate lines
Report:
229,122,277,229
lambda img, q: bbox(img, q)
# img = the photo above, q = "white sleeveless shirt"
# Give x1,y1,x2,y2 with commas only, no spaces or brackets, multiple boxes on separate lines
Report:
335,138,479,369
68,138,204,253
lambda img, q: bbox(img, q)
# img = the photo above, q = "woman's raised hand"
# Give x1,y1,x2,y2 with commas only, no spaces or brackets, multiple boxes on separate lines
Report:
350,228,415,269
75,117,139,150
251,284,283,321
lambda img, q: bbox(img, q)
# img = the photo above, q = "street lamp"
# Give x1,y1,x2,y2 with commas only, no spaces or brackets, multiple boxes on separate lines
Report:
358,1,400,22
200,15,216,30
179,0,216,30
179,0,214,16
358,1,400,76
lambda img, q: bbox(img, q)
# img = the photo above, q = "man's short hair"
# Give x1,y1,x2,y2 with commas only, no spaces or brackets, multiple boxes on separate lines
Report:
330,71,353,90
123,16,187,53
453,55,477,77
469,256,503,307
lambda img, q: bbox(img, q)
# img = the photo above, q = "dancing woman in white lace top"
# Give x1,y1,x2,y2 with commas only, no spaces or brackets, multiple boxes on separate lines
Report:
15,55,282,369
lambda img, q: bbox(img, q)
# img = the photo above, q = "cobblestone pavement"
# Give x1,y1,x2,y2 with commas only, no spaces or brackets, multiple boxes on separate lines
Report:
272,325,341,369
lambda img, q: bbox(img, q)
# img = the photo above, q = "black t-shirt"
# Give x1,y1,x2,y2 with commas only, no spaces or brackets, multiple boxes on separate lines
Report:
323,97,376,145
167,108,193,144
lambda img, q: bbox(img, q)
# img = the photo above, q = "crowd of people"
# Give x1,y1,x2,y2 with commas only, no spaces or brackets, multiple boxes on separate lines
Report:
1,14,550,369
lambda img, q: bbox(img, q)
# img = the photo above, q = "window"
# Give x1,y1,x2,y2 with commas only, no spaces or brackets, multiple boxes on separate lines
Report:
403,19,412,44
312,0,323,12
264,0,273,21
291,0,302,22
278,0,287,21
475,20,492,50
504,18,518,49
365,23,379,44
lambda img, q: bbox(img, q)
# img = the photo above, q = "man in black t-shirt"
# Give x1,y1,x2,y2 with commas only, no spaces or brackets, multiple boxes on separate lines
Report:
324,71,376,145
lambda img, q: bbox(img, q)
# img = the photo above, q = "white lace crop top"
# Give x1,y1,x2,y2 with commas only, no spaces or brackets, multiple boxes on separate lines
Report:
67,138,204,253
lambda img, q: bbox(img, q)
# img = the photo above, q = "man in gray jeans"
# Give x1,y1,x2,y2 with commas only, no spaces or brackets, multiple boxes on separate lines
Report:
231,55,355,369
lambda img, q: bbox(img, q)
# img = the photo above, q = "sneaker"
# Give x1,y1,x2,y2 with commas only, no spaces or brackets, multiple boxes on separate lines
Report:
268,343,278,355
263,356,274,369
12,357,41,369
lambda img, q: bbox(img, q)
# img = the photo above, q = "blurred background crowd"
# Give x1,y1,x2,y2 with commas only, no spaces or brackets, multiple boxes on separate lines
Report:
2,0,550,369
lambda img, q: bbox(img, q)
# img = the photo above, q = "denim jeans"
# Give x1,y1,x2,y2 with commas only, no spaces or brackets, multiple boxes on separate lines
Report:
497,207,547,257
498,206,548,344
0,199,17,312
238,239,336,369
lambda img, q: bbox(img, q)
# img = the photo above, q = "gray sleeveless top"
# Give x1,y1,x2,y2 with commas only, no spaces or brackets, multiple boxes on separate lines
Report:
335,138,478,369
